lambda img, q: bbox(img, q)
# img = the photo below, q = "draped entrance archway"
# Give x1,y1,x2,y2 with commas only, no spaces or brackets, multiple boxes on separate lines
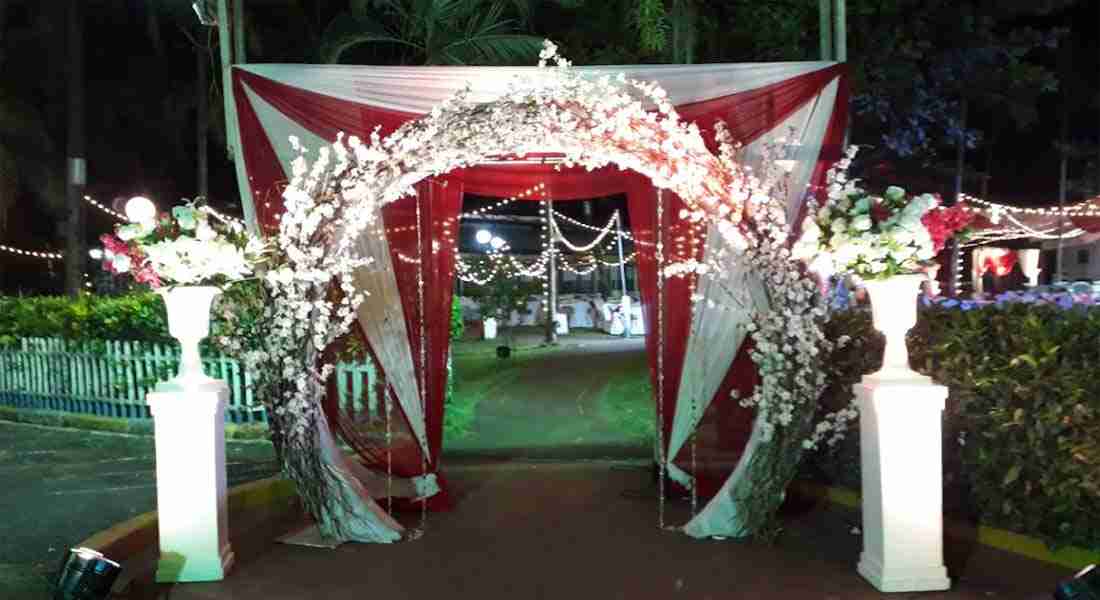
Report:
231,53,848,542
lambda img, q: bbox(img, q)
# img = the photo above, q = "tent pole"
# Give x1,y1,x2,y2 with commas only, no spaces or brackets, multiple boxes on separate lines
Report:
833,0,846,63
216,0,234,161
232,0,245,63
545,199,558,344
819,0,833,60
217,0,259,233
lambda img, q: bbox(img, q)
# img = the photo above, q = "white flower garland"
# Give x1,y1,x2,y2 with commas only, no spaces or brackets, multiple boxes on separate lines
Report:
252,41,838,538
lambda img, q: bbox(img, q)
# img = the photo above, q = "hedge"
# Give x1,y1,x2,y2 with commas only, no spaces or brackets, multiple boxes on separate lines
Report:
0,294,171,346
810,300,1100,552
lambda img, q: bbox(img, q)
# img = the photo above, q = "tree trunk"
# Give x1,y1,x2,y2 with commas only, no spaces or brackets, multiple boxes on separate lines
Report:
64,1,85,297
197,39,209,199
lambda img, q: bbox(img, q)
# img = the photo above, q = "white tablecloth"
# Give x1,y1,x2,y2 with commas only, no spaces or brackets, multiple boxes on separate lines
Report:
459,294,644,333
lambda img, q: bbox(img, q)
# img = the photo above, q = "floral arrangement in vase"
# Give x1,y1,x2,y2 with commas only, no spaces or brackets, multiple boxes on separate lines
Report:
792,148,974,281
98,201,265,288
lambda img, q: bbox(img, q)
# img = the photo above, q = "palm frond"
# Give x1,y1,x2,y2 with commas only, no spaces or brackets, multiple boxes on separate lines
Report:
318,11,419,63
441,33,544,65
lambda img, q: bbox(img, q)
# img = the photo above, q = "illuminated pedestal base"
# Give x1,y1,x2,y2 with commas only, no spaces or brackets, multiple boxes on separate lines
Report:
148,382,234,582
856,373,951,593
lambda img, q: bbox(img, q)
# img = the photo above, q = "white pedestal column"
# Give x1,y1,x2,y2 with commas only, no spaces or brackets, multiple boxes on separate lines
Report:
147,381,234,582
856,374,950,593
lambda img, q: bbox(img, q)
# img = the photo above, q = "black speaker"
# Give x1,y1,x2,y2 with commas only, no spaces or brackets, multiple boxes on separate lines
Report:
54,547,121,600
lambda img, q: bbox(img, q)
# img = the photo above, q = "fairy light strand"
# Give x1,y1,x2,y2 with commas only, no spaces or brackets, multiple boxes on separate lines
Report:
0,243,63,260
83,195,126,221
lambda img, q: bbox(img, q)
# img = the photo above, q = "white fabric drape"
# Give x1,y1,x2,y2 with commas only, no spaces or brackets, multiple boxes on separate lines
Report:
351,206,431,460
241,83,329,180
682,410,768,539
663,84,830,488
240,62,834,115
314,412,404,543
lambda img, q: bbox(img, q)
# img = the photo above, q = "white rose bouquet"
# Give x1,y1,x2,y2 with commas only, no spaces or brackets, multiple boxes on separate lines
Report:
792,148,972,280
98,201,266,288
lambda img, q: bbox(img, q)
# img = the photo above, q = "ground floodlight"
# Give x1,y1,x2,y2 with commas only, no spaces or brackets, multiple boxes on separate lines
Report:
124,196,156,224
54,547,121,600
88,248,103,260
489,236,506,250
476,229,492,245
1054,564,1100,600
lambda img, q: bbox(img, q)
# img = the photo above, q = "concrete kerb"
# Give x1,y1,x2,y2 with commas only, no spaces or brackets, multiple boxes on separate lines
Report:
75,477,298,592
790,481,1099,572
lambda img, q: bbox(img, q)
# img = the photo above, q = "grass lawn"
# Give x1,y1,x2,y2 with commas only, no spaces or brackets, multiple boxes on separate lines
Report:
445,329,654,457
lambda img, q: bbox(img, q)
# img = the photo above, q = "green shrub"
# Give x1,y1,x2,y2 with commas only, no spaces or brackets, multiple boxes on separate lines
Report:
0,293,170,345
809,304,1100,551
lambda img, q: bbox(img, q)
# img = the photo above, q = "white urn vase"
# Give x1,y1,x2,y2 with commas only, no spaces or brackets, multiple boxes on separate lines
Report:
862,273,926,381
157,285,222,391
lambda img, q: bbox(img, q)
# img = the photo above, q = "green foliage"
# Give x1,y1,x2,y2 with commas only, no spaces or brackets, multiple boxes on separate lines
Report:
812,305,1100,551
450,295,465,342
0,293,171,346
466,271,540,332
320,0,546,65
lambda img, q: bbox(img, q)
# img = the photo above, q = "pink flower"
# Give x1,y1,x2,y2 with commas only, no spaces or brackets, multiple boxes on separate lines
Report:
133,263,162,288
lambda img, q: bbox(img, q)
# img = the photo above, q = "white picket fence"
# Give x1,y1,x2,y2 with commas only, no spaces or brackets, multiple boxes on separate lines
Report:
0,337,378,424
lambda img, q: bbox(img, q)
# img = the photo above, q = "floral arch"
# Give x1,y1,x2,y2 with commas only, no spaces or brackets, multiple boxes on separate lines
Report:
238,44,845,545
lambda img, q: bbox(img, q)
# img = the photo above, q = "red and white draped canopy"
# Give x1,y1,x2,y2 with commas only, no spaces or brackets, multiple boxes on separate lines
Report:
230,61,848,530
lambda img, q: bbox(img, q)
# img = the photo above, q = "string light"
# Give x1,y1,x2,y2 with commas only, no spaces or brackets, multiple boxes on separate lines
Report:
460,183,546,219
199,204,246,227
963,194,1100,217
0,243,63,260
550,210,620,252
83,195,126,221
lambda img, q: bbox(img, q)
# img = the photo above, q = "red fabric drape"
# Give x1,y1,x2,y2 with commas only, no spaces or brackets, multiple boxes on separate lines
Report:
624,178,701,450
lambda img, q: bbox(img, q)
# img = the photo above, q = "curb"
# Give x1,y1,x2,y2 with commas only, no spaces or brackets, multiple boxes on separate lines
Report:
791,481,1098,572
0,406,271,441
77,477,298,566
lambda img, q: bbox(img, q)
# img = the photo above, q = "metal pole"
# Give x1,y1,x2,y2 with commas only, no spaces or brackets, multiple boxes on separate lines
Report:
819,0,833,60
1057,149,1068,284
216,0,233,160
545,199,558,344
833,0,846,63
232,0,245,63
615,211,628,299
614,211,631,338
64,1,86,297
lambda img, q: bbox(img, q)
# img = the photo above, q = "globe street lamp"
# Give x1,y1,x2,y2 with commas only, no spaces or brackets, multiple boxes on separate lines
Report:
125,196,157,224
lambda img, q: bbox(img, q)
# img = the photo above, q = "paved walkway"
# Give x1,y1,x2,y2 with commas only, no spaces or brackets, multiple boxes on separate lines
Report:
133,460,1071,600
446,337,653,459
0,421,277,598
